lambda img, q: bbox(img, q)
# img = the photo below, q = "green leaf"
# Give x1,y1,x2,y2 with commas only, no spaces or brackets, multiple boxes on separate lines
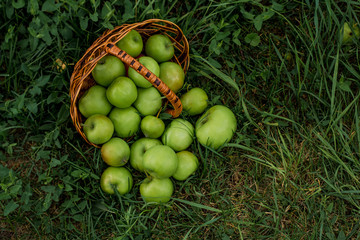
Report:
232,29,242,46
254,15,263,31
338,80,352,93
6,4,15,18
60,27,73,40
4,200,19,216
14,92,25,111
101,21,114,30
42,0,58,12
12,0,25,9
57,105,70,124
40,27,52,45
9,184,22,195
215,31,231,41
42,193,52,211
240,6,254,20
50,158,61,168
28,0,39,15
0,192,12,201
337,231,346,240
245,33,260,46
20,183,32,205
26,101,38,114
21,63,32,76
90,12,98,22
72,214,84,222
261,10,275,21
41,185,56,193
101,1,115,20
80,17,89,30
209,39,220,55
35,75,50,87
36,150,51,160
29,86,41,96
91,0,101,10
122,0,134,22
272,1,284,11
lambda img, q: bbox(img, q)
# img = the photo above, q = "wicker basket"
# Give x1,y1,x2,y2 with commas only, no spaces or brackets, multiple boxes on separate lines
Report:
69,19,190,147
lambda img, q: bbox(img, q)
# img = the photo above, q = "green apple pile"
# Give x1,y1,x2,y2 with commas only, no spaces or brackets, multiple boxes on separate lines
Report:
79,30,237,204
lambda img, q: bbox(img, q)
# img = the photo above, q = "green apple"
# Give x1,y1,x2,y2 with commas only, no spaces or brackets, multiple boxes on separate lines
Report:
78,85,113,118
172,151,199,181
162,119,194,152
133,87,162,116
159,62,185,93
341,22,360,44
116,30,143,57
100,167,133,195
106,77,138,108
140,177,173,203
128,56,160,88
83,114,114,145
195,105,237,149
140,116,165,139
143,145,178,178
180,88,208,116
145,34,174,63
92,55,126,87
130,138,162,172
109,107,141,138
101,138,130,167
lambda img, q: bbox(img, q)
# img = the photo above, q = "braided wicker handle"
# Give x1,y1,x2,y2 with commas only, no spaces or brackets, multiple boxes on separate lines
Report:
105,43,182,118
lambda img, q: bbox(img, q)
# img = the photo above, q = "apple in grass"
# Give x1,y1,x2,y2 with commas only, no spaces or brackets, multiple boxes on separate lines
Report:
133,87,162,116
195,105,237,149
92,55,126,87
116,30,143,57
101,138,130,167
78,85,112,118
172,151,199,181
140,116,165,138
130,138,162,172
106,77,138,109
128,56,160,88
180,88,208,116
143,145,178,178
83,114,114,145
340,22,360,44
159,62,185,93
109,107,141,138
162,119,194,152
145,34,174,63
100,167,133,195
140,177,173,203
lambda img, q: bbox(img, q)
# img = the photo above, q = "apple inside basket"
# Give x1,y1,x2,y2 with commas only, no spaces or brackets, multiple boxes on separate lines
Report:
69,19,190,147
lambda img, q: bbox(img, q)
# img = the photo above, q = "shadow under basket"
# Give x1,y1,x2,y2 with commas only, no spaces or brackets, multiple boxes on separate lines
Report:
69,19,190,147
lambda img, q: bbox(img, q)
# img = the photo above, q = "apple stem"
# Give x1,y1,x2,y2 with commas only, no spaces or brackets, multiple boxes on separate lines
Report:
81,123,90,128
144,171,153,180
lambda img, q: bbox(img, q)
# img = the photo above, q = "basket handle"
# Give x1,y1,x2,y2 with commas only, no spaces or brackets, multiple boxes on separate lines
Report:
106,43,182,118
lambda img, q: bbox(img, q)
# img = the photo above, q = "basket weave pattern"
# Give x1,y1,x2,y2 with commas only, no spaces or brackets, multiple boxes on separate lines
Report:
70,19,190,147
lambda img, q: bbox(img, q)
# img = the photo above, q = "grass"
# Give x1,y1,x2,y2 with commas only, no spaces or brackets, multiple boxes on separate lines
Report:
1,0,360,239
